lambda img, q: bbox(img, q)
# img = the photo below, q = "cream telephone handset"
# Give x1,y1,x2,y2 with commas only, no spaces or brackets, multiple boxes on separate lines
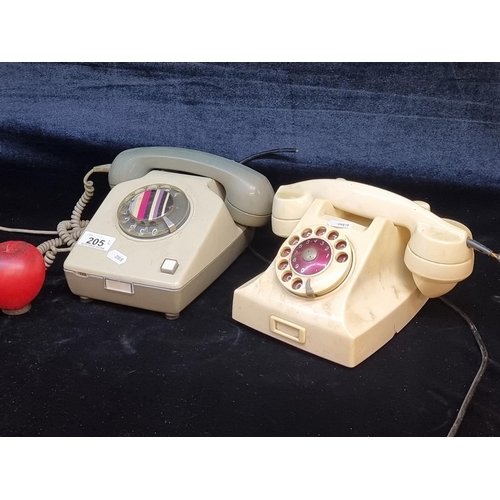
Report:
232,178,475,367
63,147,274,318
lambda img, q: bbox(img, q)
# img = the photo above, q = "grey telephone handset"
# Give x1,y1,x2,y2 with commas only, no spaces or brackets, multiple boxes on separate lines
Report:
232,178,475,367
64,147,274,318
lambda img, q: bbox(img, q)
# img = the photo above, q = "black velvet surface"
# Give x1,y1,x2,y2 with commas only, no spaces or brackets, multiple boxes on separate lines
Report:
1,62,500,436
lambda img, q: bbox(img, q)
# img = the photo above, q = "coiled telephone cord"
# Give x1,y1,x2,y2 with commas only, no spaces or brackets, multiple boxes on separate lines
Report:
35,164,111,268
0,164,110,268
35,220,89,268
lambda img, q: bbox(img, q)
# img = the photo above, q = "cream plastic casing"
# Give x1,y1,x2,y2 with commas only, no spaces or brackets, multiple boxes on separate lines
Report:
64,170,253,317
232,179,475,368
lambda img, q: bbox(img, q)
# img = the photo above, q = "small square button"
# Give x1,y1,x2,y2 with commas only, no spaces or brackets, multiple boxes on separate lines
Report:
161,258,179,274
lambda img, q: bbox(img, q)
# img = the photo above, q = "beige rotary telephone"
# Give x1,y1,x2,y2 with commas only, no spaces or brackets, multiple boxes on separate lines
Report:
232,178,476,367
63,147,274,318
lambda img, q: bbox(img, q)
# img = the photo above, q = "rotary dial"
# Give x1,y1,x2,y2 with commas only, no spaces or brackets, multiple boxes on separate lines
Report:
117,184,190,239
275,225,353,297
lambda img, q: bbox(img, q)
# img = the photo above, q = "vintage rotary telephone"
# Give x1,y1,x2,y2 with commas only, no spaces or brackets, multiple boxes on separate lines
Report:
232,178,491,368
62,147,275,319
0,147,274,319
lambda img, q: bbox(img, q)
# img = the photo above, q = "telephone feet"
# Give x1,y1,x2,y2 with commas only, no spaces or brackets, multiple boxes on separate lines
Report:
165,312,180,320
79,296,93,303
2,304,32,315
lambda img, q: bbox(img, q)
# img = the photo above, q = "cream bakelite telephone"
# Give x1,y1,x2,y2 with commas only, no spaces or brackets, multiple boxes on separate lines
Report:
63,147,275,319
232,178,476,368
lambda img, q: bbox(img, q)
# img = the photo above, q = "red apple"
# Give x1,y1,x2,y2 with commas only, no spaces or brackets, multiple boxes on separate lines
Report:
0,241,46,314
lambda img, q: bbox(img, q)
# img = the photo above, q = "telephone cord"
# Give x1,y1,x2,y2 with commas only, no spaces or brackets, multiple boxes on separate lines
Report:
0,164,111,268
36,220,89,268
37,164,111,267
239,148,299,165
439,296,489,437
0,226,58,235
467,238,500,262
69,164,109,230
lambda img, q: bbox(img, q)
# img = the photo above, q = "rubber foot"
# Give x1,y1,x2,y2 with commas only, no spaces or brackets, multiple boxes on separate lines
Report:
165,312,180,320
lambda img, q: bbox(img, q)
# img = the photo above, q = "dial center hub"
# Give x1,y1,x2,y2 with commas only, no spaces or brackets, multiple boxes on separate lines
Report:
291,238,332,276
117,184,190,239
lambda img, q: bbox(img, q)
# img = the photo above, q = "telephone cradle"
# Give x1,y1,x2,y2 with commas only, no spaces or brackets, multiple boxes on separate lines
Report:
232,179,475,367
63,147,274,319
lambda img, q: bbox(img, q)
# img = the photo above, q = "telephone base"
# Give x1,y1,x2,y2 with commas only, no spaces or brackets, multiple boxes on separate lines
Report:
64,170,255,317
66,225,253,317
233,279,427,367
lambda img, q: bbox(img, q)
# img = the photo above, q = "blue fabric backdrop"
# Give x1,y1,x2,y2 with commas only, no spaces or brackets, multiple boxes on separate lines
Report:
2,62,499,188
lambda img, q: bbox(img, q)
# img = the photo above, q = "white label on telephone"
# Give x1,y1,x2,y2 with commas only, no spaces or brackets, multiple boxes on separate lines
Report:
78,231,116,251
328,220,353,229
107,249,128,265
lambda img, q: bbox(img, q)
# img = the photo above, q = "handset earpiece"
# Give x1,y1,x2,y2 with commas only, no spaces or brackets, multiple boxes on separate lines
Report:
108,147,275,227
403,218,474,297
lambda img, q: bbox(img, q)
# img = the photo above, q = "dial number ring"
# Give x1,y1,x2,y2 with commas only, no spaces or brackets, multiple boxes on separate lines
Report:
117,184,190,239
275,225,353,297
